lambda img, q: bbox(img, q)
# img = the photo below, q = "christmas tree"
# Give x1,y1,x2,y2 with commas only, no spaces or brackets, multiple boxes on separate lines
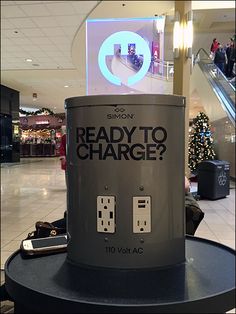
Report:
188,112,216,172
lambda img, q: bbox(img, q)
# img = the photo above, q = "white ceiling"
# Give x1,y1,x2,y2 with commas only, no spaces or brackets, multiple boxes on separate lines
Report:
1,0,99,112
1,1,235,113
1,0,98,70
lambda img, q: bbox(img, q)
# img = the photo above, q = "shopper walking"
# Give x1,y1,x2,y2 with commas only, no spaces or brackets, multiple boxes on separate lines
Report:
214,44,226,73
225,38,232,76
60,133,66,170
59,129,67,189
226,38,235,78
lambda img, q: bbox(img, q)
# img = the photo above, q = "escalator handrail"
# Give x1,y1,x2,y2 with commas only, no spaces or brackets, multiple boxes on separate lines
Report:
194,48,235,125
197,62,235,126
194,48,212,64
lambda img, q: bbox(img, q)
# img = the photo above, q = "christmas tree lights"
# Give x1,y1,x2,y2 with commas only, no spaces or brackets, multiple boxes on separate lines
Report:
188,112,216,172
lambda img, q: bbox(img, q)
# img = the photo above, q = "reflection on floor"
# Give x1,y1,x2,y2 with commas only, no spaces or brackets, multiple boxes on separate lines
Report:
1,158,235,312
1,158,66,269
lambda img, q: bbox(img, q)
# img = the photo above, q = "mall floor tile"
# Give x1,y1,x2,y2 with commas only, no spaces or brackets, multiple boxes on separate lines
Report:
0,158,235,313
1,158,66,268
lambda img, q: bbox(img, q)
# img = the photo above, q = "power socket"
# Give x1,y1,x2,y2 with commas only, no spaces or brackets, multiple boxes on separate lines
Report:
133,196,151,233
97,196,115,233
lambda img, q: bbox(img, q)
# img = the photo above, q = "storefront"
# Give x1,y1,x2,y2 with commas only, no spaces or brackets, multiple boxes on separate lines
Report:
19,113,65,157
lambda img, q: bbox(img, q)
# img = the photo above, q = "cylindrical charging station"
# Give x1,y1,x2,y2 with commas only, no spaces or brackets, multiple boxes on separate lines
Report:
66,94,186,269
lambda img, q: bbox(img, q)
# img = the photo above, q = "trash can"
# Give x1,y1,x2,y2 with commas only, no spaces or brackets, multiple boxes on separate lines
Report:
197,160,230,200
65,94,186,269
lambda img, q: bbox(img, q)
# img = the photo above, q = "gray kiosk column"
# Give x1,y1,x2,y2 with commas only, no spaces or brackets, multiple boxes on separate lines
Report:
65,94,186,269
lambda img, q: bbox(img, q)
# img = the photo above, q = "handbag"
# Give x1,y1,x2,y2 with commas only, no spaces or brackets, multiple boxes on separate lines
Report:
185,192,205,235
26,221,66,239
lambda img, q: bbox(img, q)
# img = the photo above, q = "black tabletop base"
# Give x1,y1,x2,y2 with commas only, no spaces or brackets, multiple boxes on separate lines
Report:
5,236,236,313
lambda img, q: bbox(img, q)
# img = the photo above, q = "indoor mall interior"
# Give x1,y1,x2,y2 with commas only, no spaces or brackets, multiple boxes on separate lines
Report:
1,1,235,313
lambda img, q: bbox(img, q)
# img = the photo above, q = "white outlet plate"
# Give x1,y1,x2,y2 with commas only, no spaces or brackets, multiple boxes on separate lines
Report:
97,196,115,233
133,196,151,233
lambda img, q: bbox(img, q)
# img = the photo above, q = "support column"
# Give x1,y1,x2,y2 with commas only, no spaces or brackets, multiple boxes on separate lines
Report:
173,1,192,176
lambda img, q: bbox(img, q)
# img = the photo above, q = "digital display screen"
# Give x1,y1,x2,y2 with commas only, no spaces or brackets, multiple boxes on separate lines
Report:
86,17,165,95
32,236,67,248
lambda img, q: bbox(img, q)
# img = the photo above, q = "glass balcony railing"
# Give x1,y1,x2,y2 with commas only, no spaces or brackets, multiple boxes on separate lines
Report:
116,51,174,81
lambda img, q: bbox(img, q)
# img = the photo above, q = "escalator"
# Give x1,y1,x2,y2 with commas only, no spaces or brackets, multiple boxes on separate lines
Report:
194,48,235,125
192,48,235,178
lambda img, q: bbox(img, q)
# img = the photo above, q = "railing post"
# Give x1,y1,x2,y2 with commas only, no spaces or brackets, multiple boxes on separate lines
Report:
166,62,169,81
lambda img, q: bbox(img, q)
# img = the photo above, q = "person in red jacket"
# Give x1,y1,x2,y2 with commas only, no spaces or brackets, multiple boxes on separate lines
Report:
210,38,219,53
59,131,68,190
59,133,66,171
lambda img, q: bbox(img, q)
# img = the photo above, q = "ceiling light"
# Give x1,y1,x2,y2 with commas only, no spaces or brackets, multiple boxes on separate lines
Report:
25,58,32,62
64,85,69,88
33,93,37,101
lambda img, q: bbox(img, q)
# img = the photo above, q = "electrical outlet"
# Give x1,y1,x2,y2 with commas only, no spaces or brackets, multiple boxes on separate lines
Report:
133,196,151,233
97,196,115,233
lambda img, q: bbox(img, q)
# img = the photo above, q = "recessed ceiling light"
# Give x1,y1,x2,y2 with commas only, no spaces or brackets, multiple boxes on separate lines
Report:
25,58,32,62
33,93,37,101
64,85,69,88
